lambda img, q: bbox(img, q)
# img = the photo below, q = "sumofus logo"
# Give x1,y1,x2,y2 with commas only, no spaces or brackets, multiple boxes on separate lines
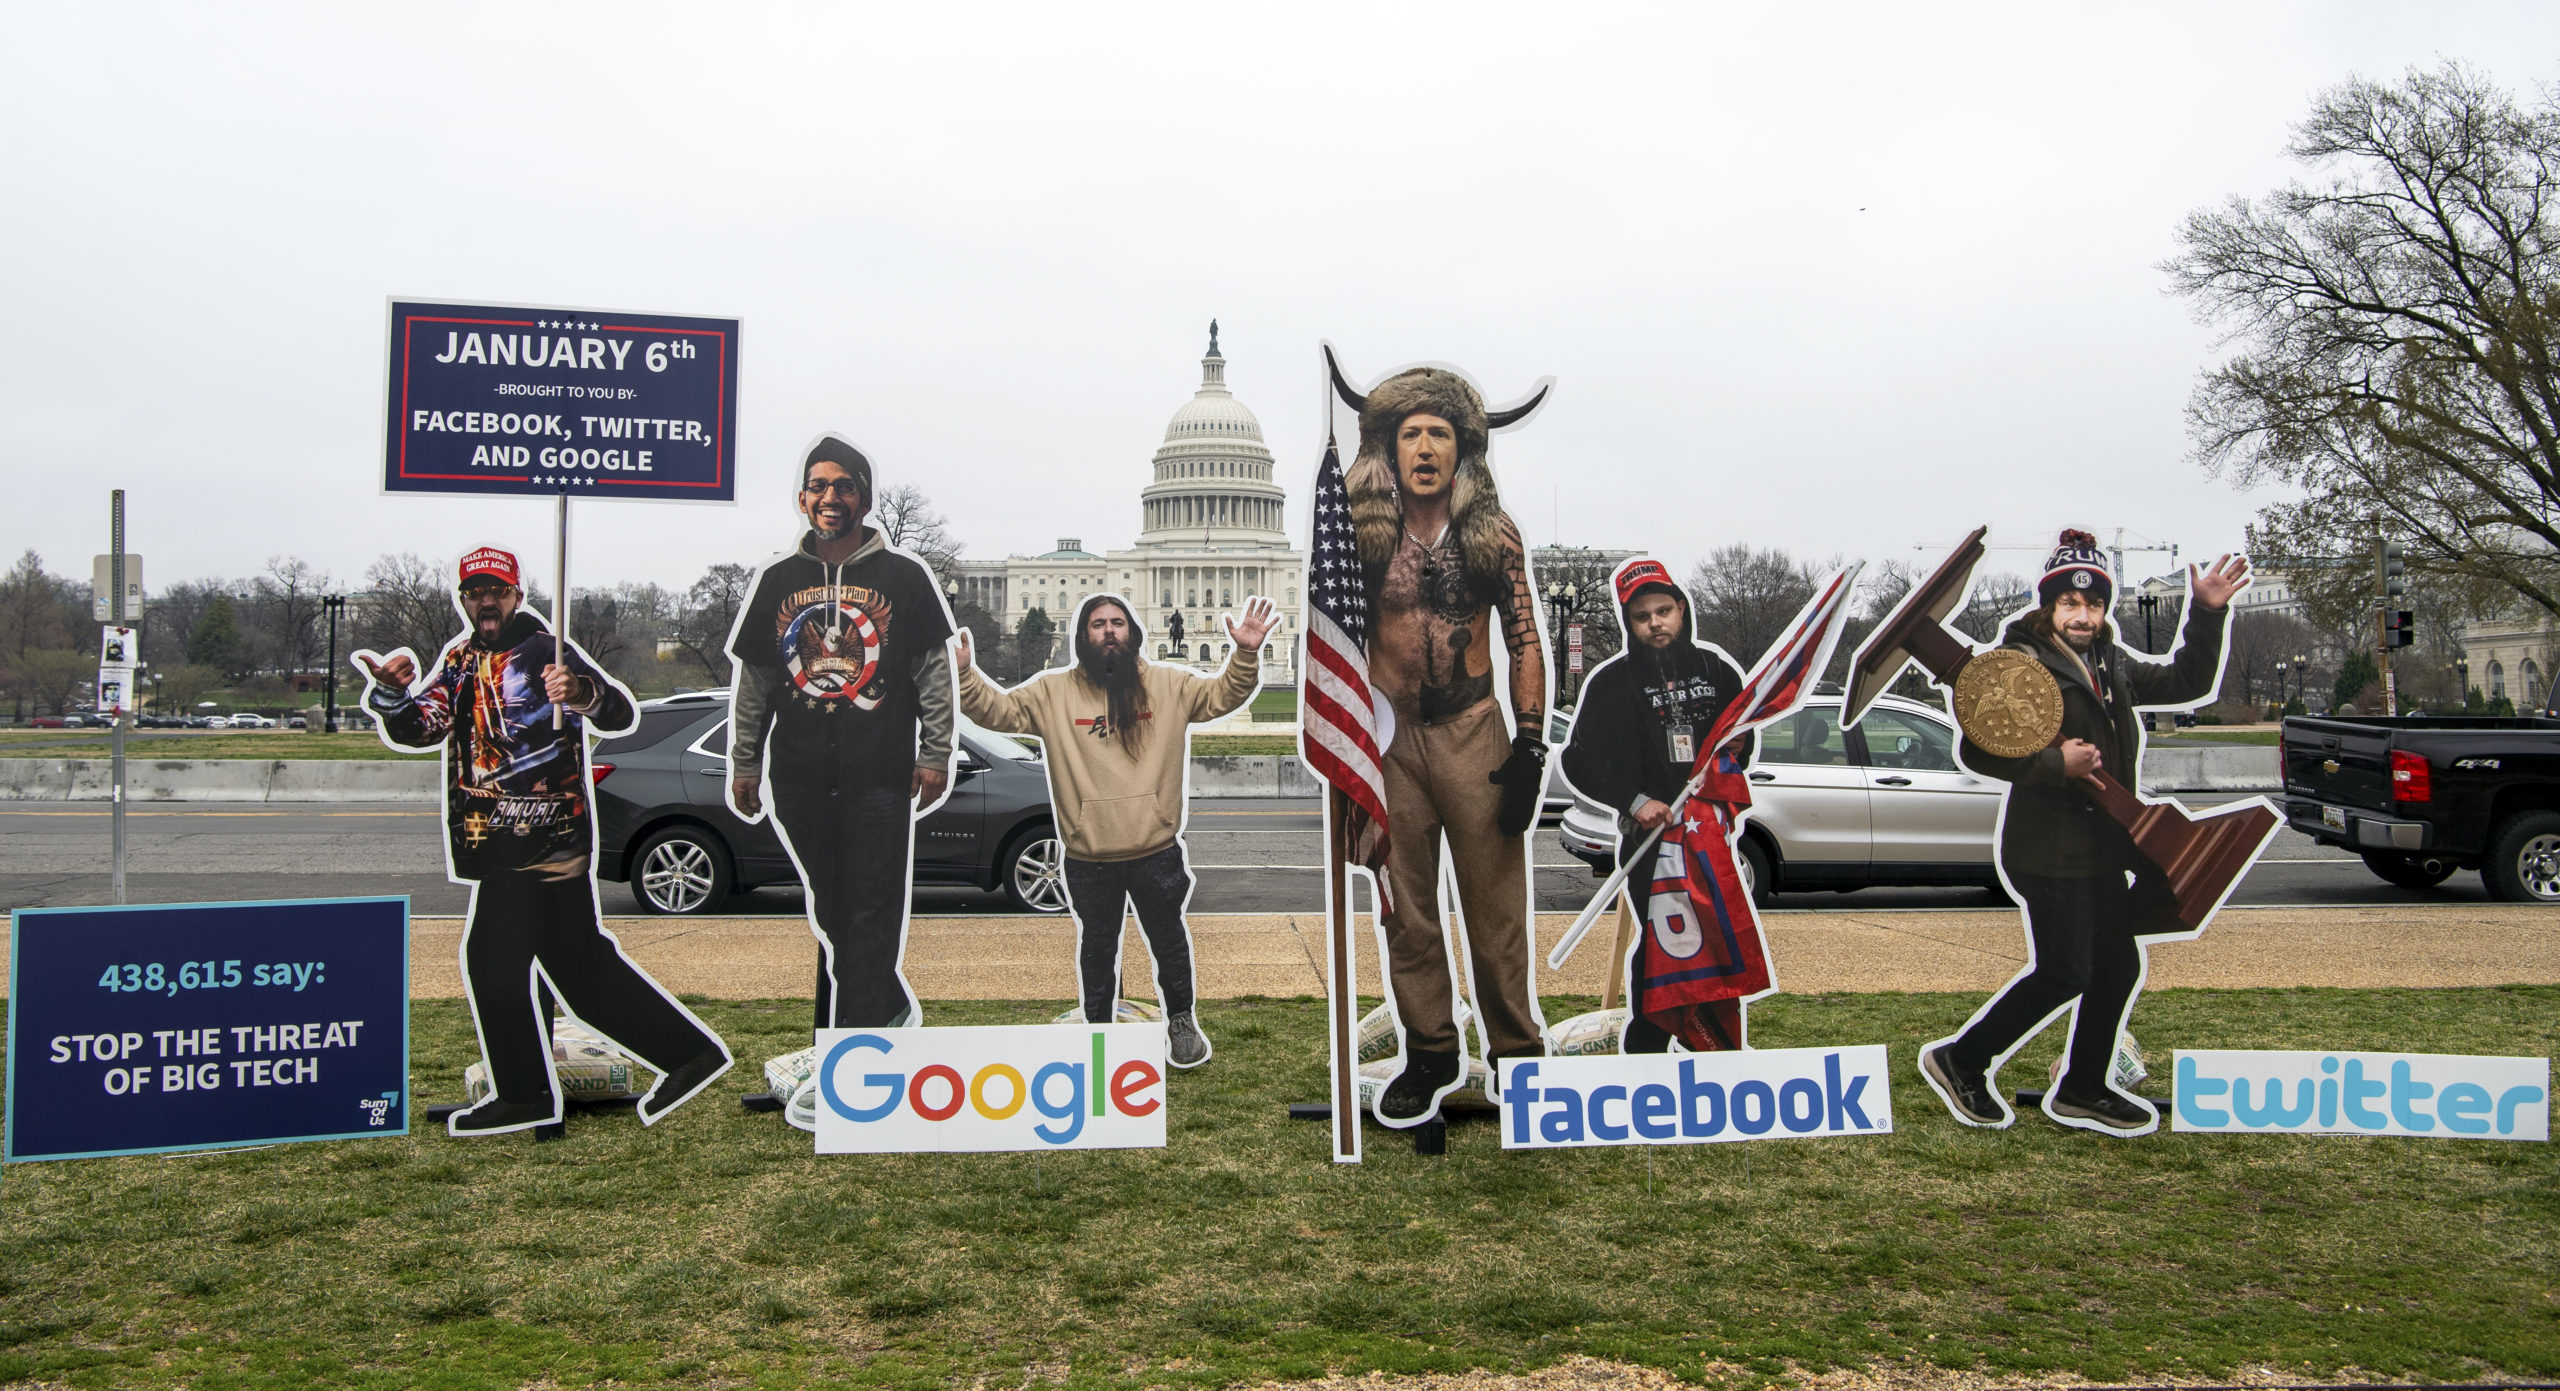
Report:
812,1024,1167,1154
2173,1050,2548,1140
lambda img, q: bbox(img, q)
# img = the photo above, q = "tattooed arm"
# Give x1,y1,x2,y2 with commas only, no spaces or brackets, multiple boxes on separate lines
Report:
1491,517,1548,739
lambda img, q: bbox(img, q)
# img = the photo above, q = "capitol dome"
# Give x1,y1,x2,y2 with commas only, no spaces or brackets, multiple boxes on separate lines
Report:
1138,321,1287,541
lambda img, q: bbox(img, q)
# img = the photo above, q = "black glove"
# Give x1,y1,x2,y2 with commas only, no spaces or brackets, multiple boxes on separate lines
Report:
1488,732,1548,836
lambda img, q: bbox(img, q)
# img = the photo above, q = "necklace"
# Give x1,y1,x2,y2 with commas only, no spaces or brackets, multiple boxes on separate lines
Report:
1404,523,1449,551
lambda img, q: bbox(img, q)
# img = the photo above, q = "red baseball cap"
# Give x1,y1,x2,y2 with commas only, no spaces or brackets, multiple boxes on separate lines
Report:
457,547,521,589
1612,558,1679,607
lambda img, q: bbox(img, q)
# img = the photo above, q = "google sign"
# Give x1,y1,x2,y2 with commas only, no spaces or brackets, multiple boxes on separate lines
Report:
812,1024,1168,1154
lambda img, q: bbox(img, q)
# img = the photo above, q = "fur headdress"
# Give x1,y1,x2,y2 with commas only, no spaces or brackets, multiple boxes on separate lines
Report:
1344,367,1511,579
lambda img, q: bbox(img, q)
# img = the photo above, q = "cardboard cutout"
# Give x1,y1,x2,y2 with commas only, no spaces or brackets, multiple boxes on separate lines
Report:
723,434,960,1045
353,545,733,1136
1555,558,1765,1052
1847,527,2280,1138
1301,351,1557,1135
953,590,1271,1068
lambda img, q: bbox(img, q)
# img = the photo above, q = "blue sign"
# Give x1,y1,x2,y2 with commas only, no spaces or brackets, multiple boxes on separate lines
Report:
382,299,740,501
6,897,410,1162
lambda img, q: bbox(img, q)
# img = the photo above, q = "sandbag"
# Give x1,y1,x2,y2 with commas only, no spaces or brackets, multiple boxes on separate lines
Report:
461,1019,649,1105
1354,998,1474,1064
2047,1031,2149,1093
1544,1008,1630,1057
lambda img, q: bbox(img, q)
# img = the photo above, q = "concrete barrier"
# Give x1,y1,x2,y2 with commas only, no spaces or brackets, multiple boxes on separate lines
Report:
2136,746,2280,793
0,758,442,803
0,744,2285,802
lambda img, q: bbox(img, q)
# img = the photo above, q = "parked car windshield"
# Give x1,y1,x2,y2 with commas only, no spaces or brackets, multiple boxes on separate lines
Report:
1859,707,1959,772
1761,707,1853,766
960,717,1038,761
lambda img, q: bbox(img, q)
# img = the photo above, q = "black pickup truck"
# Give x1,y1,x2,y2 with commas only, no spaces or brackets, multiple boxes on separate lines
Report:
2281,714,2560,901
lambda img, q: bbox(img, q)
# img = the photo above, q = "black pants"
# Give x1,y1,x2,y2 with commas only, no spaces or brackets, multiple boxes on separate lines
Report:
772,775,918,1031
1065,846,1198,1024
468,856,723,1107
1949,865,2174,1093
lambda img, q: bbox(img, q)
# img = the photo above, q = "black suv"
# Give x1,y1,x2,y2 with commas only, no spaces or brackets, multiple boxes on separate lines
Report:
592,692,1065,915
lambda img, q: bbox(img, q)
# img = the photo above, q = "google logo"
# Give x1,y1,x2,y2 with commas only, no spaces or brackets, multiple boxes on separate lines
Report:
816,1029,1164,1148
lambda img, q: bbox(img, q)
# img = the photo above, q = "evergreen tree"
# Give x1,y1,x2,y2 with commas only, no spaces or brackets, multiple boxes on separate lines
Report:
189,596,242,674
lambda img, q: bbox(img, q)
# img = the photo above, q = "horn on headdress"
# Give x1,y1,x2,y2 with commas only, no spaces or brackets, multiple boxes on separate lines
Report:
1323,344,1554,431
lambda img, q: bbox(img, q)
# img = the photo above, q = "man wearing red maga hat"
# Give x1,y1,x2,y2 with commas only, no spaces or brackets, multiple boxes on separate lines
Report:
356,546,732,1137
1557,557,1754,1052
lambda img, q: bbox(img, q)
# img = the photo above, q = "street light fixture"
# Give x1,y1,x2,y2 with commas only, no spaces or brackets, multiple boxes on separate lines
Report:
321,595,347,732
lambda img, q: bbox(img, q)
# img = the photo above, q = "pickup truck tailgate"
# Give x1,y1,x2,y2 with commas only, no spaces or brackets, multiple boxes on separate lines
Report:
2283,717,2393,810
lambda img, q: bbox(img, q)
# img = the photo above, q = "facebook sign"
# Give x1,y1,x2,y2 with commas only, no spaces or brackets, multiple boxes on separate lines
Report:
1498,1046,1893,1149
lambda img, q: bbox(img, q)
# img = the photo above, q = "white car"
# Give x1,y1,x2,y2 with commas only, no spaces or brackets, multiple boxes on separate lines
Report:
1558,694,2003,905
228,713,276,729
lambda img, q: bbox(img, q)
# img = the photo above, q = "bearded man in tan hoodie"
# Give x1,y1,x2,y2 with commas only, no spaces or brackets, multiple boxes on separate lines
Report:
956,592,1276,1067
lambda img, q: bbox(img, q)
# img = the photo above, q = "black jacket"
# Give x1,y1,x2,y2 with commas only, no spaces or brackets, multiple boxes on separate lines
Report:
1958,601,2228,879
1562,640,1750,824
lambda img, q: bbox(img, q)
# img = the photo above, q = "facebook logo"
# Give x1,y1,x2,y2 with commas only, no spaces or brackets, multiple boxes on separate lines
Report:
1498,1046,1893,1149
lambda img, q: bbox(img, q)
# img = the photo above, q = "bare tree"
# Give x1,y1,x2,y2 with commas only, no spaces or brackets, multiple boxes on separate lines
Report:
874,483,963,583
1952,572,2035,644
2224,610,2321,710
357,553,461,665
668,563,757,684
248,556,332,680
2167,64,2560,624
12,649,92,716
1686,545,1818,669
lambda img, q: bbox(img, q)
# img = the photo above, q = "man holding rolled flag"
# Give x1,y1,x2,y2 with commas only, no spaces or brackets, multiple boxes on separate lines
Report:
1549,561,1864,1052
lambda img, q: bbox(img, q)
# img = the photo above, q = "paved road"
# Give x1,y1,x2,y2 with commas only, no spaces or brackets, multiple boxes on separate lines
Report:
0,794,2507,917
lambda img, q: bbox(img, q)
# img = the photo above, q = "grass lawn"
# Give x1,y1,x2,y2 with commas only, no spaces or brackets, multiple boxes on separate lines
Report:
1,988,2553,1389
2171,729,2280,746
0,731,429,761
1190,735,1299,756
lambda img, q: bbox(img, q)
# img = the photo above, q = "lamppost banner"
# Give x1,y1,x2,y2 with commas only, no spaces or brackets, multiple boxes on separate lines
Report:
382,299,740,502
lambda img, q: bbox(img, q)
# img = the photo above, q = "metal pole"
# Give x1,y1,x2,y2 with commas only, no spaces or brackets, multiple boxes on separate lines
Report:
553,490,569,730
110,490,127,904
323,597,339,733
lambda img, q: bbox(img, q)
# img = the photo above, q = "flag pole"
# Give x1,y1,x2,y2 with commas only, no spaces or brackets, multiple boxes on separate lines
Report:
1327,791,1361,1161
552,488,569,731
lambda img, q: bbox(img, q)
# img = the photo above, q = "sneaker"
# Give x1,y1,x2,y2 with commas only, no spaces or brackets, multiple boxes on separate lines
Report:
1921,1044,2008,1127
1377,1049,1461,1124
637,1048,734,1125
2049,1086,2157,1133
1167,1012,1212,1069
447,1098,557,1137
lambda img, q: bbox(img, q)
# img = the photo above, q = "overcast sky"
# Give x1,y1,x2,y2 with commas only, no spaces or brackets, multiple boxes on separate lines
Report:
6,3,2556,603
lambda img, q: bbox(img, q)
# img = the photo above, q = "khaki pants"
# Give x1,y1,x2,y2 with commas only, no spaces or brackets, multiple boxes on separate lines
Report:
1380,698,1543,1061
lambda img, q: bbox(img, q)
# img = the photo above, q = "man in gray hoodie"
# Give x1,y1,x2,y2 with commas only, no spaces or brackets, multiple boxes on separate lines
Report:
727,435,958,1032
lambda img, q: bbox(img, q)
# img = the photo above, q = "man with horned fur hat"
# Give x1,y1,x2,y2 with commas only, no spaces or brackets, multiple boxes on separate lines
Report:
1346,367,1552,1123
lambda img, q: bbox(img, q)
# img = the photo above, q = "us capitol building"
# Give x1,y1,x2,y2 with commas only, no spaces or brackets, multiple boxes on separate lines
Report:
951,325,1304,685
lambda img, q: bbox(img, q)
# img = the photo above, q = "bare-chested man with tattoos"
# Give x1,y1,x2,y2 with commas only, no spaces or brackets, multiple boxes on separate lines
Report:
1345,367,1552,1124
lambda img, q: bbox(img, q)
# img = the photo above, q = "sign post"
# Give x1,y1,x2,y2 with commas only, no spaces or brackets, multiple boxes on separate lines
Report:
381,299,740,695
107,493,129,903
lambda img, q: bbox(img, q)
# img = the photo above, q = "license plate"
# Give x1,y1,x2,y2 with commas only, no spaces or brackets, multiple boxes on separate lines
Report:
2322,805,2346,831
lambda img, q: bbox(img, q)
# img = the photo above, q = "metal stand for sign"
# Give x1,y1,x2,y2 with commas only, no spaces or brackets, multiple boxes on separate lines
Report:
553,490,569,729
109,491,128,905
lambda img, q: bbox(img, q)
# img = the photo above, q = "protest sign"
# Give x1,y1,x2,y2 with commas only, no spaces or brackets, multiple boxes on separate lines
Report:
381,299,739,502
811,1024,1166,1154
2173,1049,2548,1139
6,897,409,1161
1498,1047,1893,1149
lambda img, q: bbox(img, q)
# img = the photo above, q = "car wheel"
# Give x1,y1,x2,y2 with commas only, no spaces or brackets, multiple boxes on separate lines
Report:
1002,826,1069,914
2482,812,2560,903
1738,835,1776,909
2361,850,2456,891
630,825,732,915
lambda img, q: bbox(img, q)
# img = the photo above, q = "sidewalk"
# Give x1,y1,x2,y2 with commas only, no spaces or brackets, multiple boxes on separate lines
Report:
372,903,2560,1001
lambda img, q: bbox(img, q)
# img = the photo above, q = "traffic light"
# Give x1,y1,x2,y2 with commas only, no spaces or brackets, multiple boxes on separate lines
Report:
2376,539,2406,599
2384,609,2415,649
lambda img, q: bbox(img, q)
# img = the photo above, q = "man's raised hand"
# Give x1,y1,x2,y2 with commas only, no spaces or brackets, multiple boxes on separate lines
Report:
954,629,974,671
353,650,415,692
1228,594,1278,651
2190,554,2252,611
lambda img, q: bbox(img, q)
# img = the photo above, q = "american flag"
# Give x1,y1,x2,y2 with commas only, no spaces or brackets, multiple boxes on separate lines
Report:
1300,442,1391,889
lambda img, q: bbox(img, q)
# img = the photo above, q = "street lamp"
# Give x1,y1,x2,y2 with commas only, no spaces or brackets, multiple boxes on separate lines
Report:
321,595,347,732
1544,578,1586,703
2136,591,2160,652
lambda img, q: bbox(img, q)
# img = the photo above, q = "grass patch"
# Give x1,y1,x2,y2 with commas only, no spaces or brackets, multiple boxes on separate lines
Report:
0,989,2552,1387
2169,729,2280,745
0,731,429,760
1190,734,1299,756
